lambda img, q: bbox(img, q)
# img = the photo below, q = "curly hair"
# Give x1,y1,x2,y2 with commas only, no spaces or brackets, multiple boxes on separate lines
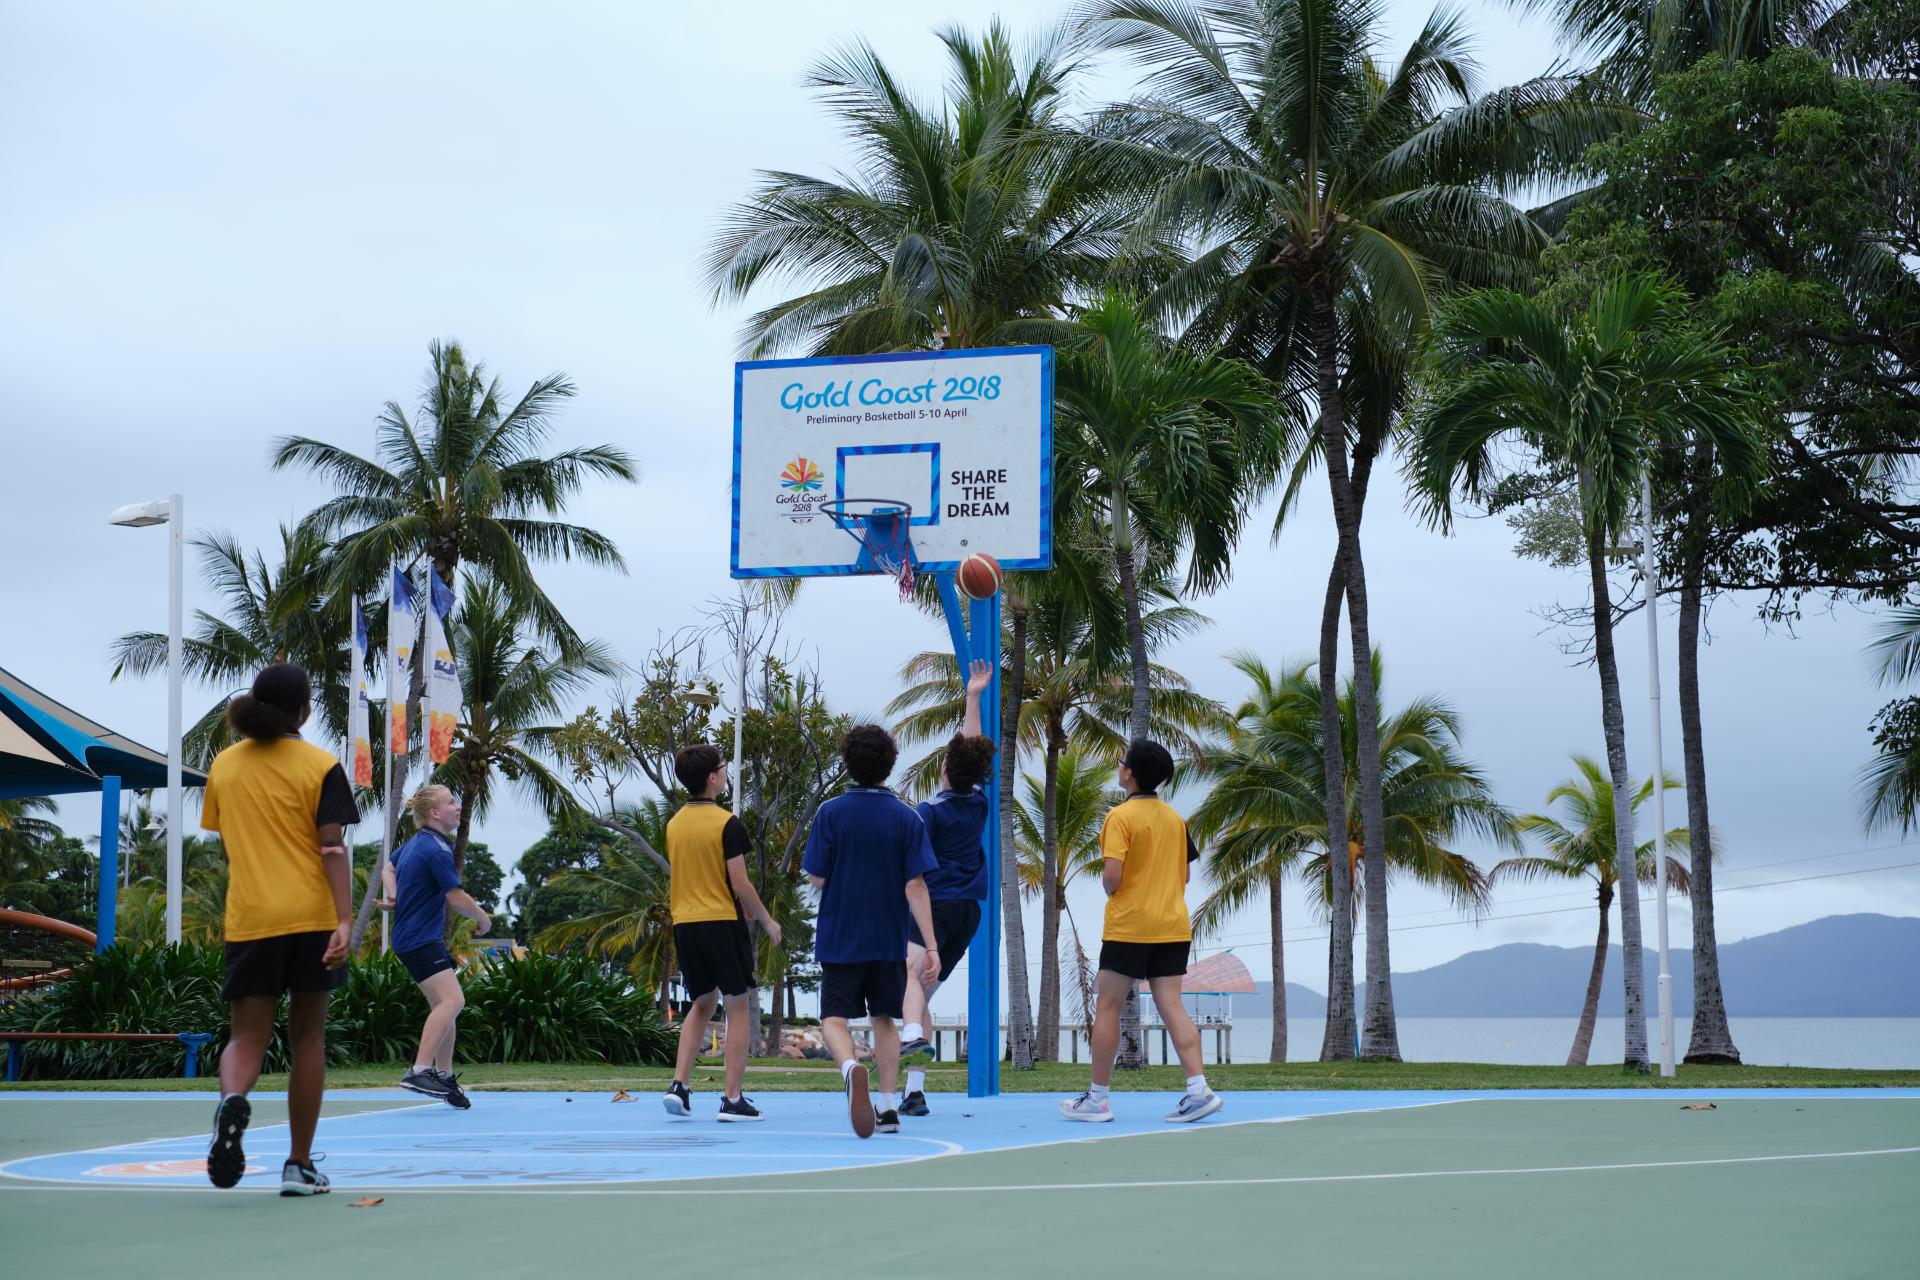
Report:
841,724,899,787
942,734,996,793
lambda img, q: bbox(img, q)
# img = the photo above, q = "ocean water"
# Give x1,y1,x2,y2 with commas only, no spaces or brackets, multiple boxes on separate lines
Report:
1091,1016,1920,1069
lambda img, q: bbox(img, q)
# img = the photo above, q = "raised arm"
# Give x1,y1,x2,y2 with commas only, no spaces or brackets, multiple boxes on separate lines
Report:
962,658,991,738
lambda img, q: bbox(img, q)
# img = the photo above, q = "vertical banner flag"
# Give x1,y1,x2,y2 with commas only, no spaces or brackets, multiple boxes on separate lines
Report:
349,597,374,787
426,573,459,764
388,563,417,756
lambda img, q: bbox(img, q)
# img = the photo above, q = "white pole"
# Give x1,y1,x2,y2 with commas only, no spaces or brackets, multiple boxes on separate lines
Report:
1641,473,1676,1078
165,493,184,945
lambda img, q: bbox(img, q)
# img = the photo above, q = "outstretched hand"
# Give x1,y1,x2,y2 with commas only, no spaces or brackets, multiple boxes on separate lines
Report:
965,659,992,698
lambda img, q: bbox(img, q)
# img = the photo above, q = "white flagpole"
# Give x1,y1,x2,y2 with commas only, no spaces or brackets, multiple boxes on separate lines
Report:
1641,473,1676,1078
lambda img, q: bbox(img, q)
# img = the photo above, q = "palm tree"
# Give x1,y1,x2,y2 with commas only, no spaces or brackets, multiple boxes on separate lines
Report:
1052,291,1277,741
1084,0,1628,1061
1409,272,1765,1069
1013,749,1121,1055
1191,653,1512,1060
429,578,616,883
1857,606,1920,832
705,21,1130,357
272,340,636,653
1514,0,1807,103
109,526,344,769
1495,755,1691,1065
537,800,678,1007
0,797,63,908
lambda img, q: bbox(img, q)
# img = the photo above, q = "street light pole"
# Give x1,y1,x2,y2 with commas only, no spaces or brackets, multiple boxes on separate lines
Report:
1640,473,1676,1078
166,493,184,945
108,495,186,945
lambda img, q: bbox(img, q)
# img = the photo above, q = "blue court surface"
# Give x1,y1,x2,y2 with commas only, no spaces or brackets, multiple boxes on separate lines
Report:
4,1087,1917,1191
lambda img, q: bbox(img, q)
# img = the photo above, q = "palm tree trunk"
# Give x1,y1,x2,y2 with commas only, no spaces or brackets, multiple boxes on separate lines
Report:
1584,505,1650,1071
1567,880,1613,1066
1315,556,1357,1061
762,949,787,1060
1310,286,1397,1061
1268,869,1287,1064
1036,735,1063,1062
1109,478,1150,1069
998,596,1037,1070
1677,470,1740,1064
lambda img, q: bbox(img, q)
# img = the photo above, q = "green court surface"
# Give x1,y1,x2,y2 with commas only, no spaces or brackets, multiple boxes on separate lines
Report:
3,1089,1916,1278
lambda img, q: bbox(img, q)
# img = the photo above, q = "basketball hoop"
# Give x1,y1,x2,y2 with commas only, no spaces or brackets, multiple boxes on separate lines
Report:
819,498,916,600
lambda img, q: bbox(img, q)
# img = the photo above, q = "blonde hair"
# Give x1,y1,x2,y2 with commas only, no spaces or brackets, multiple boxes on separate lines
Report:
405,784,455,826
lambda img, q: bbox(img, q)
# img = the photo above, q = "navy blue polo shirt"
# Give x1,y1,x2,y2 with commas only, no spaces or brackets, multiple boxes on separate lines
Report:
391,829,461,953
916,787,989,901
802,787,939,963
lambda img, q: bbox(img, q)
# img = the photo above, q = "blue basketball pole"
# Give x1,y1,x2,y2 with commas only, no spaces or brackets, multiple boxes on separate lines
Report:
933,572,1002,1098
96,775,121,952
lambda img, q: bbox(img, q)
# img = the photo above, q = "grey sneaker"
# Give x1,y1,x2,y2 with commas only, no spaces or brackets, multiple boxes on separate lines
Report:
900,1090,930,1117
1164,1091,1224,1124
1059,1091,1114,1123
400,1066,452,1100
898,1036,936,1066
279,1154,330,1197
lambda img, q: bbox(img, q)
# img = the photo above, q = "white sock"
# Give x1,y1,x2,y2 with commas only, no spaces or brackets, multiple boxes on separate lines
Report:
1187,1074,1209,1097
903,1022,924,1042
906,1070,926,1092
1088,1082,1110,1101
877,1091,897,1112
840,1058,857,1081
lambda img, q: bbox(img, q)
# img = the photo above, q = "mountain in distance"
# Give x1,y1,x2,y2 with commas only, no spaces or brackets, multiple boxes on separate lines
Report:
1247,914,1920,1017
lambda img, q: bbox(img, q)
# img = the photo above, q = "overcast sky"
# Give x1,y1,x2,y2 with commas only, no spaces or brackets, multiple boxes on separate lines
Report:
4,2,1914,1014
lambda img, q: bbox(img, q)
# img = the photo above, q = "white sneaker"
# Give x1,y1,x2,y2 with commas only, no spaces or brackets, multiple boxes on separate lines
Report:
1164,1091,1224,1123
1059,1092,1114,1122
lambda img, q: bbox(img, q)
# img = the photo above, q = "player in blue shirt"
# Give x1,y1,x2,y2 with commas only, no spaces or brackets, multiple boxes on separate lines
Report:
897,659,995,1117
803,725,941,1139
378,784,492,1108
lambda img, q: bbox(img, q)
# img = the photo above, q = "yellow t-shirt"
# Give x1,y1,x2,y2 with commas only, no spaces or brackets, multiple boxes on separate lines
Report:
667,800,750,925
201,736,359,942
1099,794,1196,944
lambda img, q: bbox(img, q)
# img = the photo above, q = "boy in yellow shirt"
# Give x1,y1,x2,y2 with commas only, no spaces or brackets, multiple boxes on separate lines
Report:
1060,739,1222,1124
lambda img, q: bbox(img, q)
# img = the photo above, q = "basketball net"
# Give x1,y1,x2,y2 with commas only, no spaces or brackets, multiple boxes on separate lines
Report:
866,513,915,601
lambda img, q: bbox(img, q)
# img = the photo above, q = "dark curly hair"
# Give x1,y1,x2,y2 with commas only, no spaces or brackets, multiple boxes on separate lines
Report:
942,734,996,793
842,724,899,787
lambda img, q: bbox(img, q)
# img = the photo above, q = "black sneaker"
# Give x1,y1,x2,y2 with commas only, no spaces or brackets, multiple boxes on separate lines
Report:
279,1154,330,1197
717,1095,764,1123
437,1070,472,1110
876,1108,901,1134
900,1090,930,1117
207,1094,251,1189
400,1066,452,1100
662,1080,692,1117
898,1036,936,1066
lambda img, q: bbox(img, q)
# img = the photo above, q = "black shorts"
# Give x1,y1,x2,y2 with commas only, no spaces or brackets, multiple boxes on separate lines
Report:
222,931,347,1000
1098,939,1190,981
396,942,457,983
675,920,757,999
909,899,982,982
820,960,908,1021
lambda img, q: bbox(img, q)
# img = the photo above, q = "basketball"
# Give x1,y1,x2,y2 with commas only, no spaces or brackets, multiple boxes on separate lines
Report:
957,553,1003,600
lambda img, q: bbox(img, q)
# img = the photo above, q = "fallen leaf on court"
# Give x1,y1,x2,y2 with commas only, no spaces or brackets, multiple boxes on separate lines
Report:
1681,1103,1716,1111
349,1196,385,1208
611,1090,634,1103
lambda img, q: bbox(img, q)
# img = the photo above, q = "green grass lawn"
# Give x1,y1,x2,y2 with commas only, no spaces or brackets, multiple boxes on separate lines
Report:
8,1058,1918,1093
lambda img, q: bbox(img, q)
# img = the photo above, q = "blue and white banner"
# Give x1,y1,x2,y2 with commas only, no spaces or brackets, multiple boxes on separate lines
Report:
387,563,417,756
425,574,459,765
349,596,373,788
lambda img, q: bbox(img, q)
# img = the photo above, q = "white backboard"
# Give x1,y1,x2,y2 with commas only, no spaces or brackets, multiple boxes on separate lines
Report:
730,346,1053,578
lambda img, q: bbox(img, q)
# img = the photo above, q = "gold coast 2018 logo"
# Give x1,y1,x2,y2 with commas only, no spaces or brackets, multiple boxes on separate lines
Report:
780,457,823,492
777,457,822,521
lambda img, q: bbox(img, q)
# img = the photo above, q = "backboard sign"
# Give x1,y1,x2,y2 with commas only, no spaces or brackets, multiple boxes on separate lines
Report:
731,345,1053,579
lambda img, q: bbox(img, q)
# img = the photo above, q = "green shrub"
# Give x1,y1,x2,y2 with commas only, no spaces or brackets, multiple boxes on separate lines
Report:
461,951,673,1065
1,943,673,1080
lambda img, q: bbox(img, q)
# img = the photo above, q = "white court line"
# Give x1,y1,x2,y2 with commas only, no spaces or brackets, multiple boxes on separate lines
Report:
1,1145,1915,1196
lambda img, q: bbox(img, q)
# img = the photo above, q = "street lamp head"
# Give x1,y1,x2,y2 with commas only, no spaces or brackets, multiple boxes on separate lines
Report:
108,499,174,528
